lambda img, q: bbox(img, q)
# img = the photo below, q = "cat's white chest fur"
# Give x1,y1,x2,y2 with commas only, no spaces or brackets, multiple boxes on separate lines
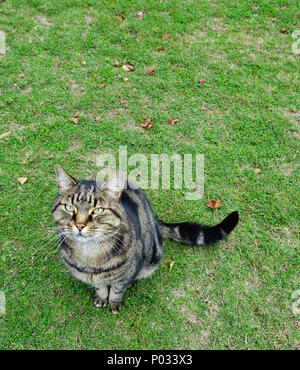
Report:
71,237,104,263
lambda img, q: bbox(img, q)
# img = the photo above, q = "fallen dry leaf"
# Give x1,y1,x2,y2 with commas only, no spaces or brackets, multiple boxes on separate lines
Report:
81,60,86,65
120,97,127,104
116,14,125,20
281,5,288,8
18,73,25,78
155,47,166,51
163,33,171,38
281,28,288,34
168,119,179,125
123,77,129,82
73,111,81,118
253,168,261,174
206,199,222,209
141,119,153,130
169,260,175,272
113,60,120,67
17,177,27,185
122,62,135,71
95,116,101,122
6,101,12,105
146,69,156,76
199,78,206,83
0,131,12,140
98,82,105,88
70,117,78,124
70,111,81,124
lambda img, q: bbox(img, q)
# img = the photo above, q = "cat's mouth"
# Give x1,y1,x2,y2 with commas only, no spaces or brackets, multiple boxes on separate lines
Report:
59,226,106,242
70,231,102,242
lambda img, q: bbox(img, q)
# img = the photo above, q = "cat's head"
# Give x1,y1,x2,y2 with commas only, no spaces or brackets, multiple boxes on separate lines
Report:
52,165,126,242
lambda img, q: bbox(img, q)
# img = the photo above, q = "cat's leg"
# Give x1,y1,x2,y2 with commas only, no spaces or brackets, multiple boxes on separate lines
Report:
93,283,109,308
109,281,130,314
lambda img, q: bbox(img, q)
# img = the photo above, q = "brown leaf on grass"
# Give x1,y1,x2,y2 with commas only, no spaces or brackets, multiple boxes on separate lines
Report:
95,116,101,122
163,33,171,38
113,60,120,67
141,119,153,130
167,119,179,125
146,69,155,76
70,111,81,124
155,47,166,51
98,82,104,88
17,177,27,185
6,101,12,105
281,4,288,8
294,13,298,18
120,97,127,104
18,73,25,78
122,62,135,71
206,199,222,209
81,60,86,65
253,168,261,174
281,28,288,34
199,78,206,83
116,14,125,20
73,111,81,118
70,117,78,124
123,77,129,82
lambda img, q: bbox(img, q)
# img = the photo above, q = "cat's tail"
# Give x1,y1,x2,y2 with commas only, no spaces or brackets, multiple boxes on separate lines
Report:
158,211,239,246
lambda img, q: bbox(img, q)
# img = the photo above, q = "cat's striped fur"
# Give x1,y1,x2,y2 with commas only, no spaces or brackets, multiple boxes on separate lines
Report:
52,165,239,313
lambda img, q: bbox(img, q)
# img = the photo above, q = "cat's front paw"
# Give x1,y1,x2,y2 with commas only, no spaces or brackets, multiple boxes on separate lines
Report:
93,295,108,308
110,301,122,314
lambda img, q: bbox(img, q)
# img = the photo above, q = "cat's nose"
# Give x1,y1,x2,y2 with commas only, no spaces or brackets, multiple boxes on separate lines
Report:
75,223,85,231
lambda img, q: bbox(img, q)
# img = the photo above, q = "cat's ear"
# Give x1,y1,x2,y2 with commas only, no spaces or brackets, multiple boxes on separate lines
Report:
98,171,126,199
54,165,77,194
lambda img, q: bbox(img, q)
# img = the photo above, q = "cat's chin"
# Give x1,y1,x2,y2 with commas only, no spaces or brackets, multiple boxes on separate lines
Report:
69,233,97,243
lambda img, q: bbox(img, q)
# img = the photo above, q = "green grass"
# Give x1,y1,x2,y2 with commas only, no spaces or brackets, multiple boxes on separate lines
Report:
0,0,299,349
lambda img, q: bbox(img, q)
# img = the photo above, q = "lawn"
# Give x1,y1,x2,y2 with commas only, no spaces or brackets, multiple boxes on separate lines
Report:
0,0,299,350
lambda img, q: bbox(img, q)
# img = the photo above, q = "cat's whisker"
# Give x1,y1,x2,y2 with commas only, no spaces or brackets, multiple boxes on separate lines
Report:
39,234,61,250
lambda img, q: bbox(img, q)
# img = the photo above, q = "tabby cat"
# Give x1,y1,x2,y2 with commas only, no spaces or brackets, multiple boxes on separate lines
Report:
52,165,239,314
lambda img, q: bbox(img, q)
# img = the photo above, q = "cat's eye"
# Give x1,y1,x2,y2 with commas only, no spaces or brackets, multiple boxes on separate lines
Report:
94,207,104,214
65,204,75,212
